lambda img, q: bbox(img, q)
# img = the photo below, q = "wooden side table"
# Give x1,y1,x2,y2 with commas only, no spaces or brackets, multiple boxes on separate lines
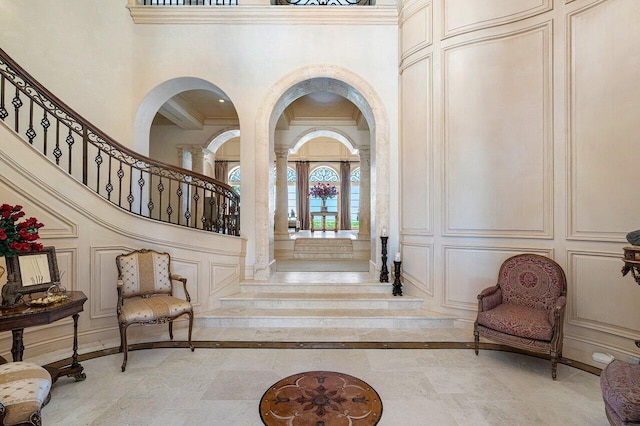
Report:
0,291,87,383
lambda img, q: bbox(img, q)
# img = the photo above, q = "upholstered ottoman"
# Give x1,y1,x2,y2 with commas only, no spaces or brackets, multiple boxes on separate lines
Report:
600,360,640,426
0,362,51,426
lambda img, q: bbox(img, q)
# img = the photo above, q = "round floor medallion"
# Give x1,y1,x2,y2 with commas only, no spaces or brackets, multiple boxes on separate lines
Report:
260,371,382,426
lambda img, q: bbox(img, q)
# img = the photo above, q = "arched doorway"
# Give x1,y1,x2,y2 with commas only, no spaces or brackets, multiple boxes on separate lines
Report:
253,67,390,280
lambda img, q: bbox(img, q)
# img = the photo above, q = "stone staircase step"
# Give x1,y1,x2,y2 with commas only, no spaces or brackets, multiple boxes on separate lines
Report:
293,238,354,259
219,292,423,310
240,281,392,294
196,308,456,329
275,259,369,272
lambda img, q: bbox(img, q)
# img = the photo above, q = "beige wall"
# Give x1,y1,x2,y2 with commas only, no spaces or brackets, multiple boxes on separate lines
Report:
399,0,640,363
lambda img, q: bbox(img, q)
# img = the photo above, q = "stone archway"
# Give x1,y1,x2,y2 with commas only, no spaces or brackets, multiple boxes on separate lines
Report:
289,127,359,155
132,77,232,156
253,66,390,280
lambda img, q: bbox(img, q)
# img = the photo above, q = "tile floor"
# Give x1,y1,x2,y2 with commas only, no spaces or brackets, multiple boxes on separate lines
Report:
37,327,608,426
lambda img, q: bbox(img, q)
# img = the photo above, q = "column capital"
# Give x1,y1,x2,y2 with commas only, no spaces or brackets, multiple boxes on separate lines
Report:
274,147,290,158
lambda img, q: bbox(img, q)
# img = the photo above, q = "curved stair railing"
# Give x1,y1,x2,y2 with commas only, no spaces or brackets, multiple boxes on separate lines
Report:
0,48,240,236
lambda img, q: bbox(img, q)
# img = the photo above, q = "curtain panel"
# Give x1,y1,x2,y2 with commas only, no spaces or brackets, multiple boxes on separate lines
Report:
296,161,310,230
340,161,351,230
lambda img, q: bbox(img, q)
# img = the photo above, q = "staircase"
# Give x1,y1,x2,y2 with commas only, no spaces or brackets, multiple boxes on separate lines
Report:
197,272,455,329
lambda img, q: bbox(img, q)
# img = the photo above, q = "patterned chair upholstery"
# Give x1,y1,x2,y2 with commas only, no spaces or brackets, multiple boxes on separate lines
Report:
600,360,640,425
473,254,567,379
116,249,194,372
0,362,51,426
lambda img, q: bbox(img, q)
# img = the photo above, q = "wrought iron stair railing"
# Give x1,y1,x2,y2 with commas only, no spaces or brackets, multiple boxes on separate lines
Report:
0,48,240,236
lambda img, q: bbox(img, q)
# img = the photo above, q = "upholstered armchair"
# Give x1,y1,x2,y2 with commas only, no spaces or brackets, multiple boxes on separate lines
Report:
474,253,567,379
116,249,194,372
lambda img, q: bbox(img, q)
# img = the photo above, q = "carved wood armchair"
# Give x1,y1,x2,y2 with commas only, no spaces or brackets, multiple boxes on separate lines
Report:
116,249,194,372
474,254,567,379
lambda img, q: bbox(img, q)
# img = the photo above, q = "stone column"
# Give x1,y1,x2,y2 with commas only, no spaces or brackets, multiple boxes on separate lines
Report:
358,146,371,236
189,147,205,175
274,147,289,238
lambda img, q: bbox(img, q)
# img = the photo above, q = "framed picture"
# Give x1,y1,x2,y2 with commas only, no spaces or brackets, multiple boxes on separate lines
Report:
2,246,60,305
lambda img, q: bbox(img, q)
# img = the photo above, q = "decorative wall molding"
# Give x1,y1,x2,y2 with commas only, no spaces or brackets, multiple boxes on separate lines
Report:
400,1,432,61
442,22,553,238
566,250,640,340
127,5,398,25
210,262,240,295
442,245,553,310
400,54,433,235
441,0,552,39
400,242,433,296
171,257,201,307
566,0,640,242
54,247,77,292
90,246,131,320
0,174,78,239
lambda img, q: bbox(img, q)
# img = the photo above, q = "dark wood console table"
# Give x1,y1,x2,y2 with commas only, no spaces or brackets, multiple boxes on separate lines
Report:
0,291,87,383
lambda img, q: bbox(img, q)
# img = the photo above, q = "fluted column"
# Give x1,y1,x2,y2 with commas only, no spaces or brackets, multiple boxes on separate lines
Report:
358,146,371,236
275,147,289,237
189,147,205,175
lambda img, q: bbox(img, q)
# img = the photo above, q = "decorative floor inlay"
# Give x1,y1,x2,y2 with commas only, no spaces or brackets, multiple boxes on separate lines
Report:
260,370,382,425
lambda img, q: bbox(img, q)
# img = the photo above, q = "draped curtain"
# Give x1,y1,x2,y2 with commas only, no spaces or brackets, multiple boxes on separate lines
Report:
296,161,310,230
340,161,351,230
214,161,228,183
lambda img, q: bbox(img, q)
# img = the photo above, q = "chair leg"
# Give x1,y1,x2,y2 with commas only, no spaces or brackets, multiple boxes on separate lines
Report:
188,311,194,352
118,321,125,353
169,320,174,340
473,330,480,355
551,356,558,380
121,324,129,372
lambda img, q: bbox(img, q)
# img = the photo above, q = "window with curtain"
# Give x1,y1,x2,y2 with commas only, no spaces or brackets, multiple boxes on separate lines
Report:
350,167,360,229
287,167,297,218
228,167,241,194
309,166,339,228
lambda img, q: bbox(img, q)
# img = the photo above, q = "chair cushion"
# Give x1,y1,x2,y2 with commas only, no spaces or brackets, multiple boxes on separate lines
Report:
119,295,192,323
600,360,640,423
477,303,553,341
0,362,51,426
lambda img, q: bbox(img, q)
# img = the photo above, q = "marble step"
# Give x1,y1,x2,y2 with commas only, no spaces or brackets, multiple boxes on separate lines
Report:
196,307,456,329
293,238,353,259
219,292,423,310
240,281,392,294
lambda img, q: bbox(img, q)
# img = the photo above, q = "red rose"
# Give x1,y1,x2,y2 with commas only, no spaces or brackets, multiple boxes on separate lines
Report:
31,243,43,252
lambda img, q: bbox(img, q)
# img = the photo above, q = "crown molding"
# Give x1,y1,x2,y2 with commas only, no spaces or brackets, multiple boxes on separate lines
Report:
127,5,398,25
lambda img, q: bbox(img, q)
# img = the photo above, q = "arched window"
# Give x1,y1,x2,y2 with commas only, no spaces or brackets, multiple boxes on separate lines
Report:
350,167,360,229
228,166,241,194
287,167,297,217
309,166,339,228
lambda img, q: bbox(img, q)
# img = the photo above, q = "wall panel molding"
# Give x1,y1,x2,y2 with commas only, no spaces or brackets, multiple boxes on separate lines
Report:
0,174,78,239
400,55,433,235
442,22,553,238
566,0,640,242
90,246,131,320
401,1,432,61
441,0,552,39
443,245,553,310
567,250,640,340
54,247,77,292
171,257,201,307
401,242,433,296
209,262,240,296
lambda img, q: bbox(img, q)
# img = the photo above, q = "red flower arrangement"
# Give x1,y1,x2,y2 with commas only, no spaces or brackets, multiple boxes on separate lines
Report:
309,183,338,200
0,204,44,257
